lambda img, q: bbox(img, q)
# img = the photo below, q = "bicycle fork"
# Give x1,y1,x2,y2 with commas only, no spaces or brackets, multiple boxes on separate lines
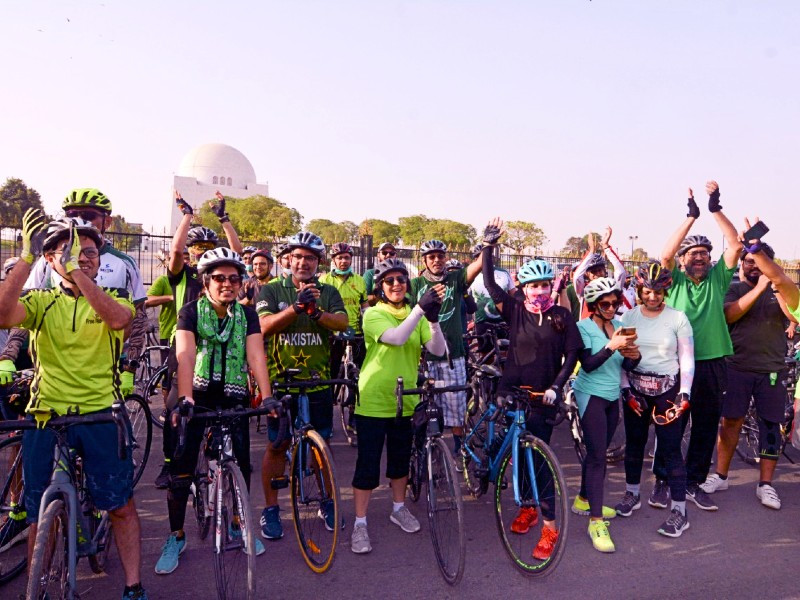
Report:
509,412,540,509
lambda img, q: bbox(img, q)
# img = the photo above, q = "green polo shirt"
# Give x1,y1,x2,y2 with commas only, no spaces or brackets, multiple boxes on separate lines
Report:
409,268,468,361
318,272,367,333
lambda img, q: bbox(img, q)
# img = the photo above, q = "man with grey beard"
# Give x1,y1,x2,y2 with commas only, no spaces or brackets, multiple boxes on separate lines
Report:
651,181,741,512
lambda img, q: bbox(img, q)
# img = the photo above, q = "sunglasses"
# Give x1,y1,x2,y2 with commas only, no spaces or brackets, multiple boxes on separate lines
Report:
380,250,397,257
66,209,106,221
383,275,408,285
652,399,688,426
597,300,620,310
209,274,242,284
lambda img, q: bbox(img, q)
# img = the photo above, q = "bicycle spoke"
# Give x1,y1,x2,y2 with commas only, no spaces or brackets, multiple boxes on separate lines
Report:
427,437,465,585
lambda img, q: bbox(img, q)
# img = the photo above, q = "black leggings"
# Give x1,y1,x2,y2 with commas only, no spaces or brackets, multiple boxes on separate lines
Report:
623,385,686,502
578,397,619,518
524,409,557,521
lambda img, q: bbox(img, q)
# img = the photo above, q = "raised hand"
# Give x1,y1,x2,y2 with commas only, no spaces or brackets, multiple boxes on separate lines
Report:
706,180,722,213
211,191,230,223
175,190,193,216
58,223,82,274
686,188,700,219
21,208,47,264
483,217,504,245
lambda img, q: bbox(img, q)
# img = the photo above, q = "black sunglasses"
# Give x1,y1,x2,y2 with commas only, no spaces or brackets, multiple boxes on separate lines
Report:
383,275,408,285
597,300,620,310
209,274,242,284
66,209,106,221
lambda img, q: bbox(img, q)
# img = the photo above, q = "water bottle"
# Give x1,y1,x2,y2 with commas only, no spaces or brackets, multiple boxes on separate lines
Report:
207,459,217,514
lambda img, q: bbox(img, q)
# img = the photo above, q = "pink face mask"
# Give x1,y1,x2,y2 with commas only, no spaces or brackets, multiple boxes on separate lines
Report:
523,284,553,313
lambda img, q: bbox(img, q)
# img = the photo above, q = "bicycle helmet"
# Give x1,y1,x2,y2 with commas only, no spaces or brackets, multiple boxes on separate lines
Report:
585,253,607,271
330,242,353,257
287,231,325,259
373,257,409,285
677,235,713,257
445,259,462,271
420,239,447,256
42,217,103,252
62,188,112,213
3,257,19,275
196,247,246,276
471,244,484,259
186,226,219,247
242,245,258,255
517,259,554,284
273,243,290,258
583,277,622,303
251,249,273,263
636,261,673,291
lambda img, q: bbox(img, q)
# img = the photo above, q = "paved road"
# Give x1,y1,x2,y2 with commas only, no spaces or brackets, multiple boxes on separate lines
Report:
6,415,800,599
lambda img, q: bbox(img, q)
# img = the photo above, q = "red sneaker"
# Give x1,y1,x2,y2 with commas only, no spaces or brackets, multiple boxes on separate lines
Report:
510,507,539,534
532,526,559,560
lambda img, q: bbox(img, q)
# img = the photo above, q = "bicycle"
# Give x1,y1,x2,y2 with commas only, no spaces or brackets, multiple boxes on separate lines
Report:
396,377,467,585
462,362,502,497
143,363,169,430
461,387,569,577
175,400,271,600
563,378,625,464
332,330,361,447
0,430,26,586
271,369,351,573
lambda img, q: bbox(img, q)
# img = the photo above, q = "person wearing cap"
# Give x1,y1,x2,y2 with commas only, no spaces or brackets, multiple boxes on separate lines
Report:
238,249,273,306
364,242,398,306
653,181,740,513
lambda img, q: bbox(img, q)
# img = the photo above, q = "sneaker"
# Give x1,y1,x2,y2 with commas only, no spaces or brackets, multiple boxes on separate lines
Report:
699,473,729,494
453,452,464,473
532,526,559,560
350,523,372,554
0,509,29,552
260,506,283,540
571,495,616,519
154,464,170,490
154,534,186,574
657,508,690,537
587,520,615,553
510,507,539,534
318,499,345,531
229,525,265,556
648,479,670,509
122,586,149,600
389,505,420,533
756,484,781,510
615,492,642,518
686,485,718,511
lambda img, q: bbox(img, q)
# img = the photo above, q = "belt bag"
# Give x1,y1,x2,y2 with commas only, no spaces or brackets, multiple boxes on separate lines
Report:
629,371,676,397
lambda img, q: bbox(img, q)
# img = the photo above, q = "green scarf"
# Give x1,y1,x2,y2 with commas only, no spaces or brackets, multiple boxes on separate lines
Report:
193,295,248,399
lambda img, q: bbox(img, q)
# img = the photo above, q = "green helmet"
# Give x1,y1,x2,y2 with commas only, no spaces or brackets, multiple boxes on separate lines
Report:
62,188,112,213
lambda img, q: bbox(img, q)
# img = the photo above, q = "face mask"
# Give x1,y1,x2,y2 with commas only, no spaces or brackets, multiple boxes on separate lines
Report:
332,267,352,276
523,285,553,314
282,267,293,277
246,264,253,274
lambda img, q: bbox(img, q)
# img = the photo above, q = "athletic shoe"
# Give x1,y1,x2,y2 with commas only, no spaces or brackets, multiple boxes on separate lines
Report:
686,485,718,511
699,473,729,494
532,527,559,560
453,452,464,473
389,506,420,533
122,586,149,600
571,495,616,519
657,508,690,538
756,484,781,510
648,479,670,509
154,464,170,490
318,498,345,531
260,506,283,539
154,534,186,574
614,492,641,517
351,523,372,554
228,525,265,556
510,507,539,534
587,520,615,553
0,510,29,552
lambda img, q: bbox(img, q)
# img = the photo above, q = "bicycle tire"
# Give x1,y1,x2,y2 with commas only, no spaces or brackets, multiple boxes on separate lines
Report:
567,403,587,464
605,405,626,463
290,430,340,574
736,407,760,465
213,461,255,600
26,498,70,599
335,362,357,447
462,397,490,498
0,435,27,585
145,365,169,430
494,433,569,577
427,437,466,585
124,394,153,488
88,515,114,574
193,435,211,540
408,446,424,502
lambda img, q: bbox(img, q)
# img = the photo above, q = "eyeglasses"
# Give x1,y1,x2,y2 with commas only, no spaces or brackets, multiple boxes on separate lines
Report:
383,275,408,286
426,253,446,261
380,250,397,257
54,246,99,259
596,300,620,310
66,209,105,222
291,253,318,262
741,259,757,267
685,250,710,259
209,274,242,284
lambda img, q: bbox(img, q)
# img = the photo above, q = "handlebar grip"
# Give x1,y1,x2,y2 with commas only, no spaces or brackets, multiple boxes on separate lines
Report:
174,399,194,459
544,401,568,427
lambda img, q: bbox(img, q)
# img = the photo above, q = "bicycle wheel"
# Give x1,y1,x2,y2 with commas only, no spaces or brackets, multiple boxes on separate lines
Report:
567,406,587,464
213,461,255,600
26,499,70,599
736,407,760,465
124,394,153,487
605,403,626,463
88,514,114,574
145,365,169,430
407,445,424,502
462,400,489,498
0,435,27,585
193,436,211,540
427,437,466,585
494,432,569,577
290,430,340,573
335,364,357,447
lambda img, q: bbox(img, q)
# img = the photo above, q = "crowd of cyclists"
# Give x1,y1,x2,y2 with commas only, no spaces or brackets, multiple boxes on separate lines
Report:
0,180,799,597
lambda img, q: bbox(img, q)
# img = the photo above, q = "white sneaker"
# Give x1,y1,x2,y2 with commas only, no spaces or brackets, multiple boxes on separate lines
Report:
699,473,729,494
389,506,421,533
351,523,372,553
756,484,781,510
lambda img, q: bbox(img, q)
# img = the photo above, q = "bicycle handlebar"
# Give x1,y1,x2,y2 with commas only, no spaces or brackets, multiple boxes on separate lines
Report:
394,376,470,420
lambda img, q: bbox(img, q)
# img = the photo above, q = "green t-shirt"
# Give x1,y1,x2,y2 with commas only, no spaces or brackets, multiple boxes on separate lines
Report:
255,277,346,383
356,303,432,418
666,257,735,360
410,269,468,361
147,275,177,340
318,272,367,333
363,269,375,295
789,301,800,323
19,287,135,415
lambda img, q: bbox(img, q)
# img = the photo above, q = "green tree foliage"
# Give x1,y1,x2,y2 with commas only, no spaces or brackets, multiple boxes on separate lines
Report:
358,219,400,243
503,220,547,254
0,178,45,224
422,219,476,248
198,194,302,242
306,219,358,244
106,215,145,252
631,248,649,261
398,214,428,246
560,233,603,256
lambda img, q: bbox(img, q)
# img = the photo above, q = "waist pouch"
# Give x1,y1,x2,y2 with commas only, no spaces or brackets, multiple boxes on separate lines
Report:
629,371,676,397
412,400,443,447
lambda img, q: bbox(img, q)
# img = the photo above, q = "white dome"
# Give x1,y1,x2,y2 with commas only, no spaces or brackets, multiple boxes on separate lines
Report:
177,143,257,190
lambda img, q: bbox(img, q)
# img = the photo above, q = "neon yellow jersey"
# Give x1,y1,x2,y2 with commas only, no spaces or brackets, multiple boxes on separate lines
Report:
19,287,135,415
318,272,367,333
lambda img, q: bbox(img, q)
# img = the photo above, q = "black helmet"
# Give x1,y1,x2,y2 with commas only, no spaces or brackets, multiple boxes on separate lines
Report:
251,249,273,264
585,253,607,271
186,226,219,247
636,261,673,291
42,217,103,253
287,231,325,259
677,235,712,257
445,259,462,271
373,258,409,286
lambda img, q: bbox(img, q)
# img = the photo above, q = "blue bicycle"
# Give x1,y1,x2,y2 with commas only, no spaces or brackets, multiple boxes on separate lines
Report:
462,387,569,577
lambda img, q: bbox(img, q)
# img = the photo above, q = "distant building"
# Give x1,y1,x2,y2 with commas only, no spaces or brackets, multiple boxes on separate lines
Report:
170,143,269,232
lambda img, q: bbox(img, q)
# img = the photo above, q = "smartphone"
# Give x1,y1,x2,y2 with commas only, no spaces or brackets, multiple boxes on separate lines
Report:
743,221,769,241
620,327,636,336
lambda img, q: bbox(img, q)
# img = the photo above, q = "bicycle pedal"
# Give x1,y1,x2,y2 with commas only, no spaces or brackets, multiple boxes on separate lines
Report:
270,476,289,490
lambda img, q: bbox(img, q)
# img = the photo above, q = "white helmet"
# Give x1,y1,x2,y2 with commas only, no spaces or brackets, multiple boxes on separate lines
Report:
583,277,621,303
197,247,245,276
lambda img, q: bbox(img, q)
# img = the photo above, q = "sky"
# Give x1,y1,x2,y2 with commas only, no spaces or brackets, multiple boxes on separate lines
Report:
1,1,798,257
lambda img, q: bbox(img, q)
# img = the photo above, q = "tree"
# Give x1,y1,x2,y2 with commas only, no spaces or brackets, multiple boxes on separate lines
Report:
306,219,358,244
358,219,399,244
398,214,429,247
422,219,476,249
0,178,45,224
559,232,602,257
198,194,302,242
631,248,649,261
107,215,145,252
503,220,547,254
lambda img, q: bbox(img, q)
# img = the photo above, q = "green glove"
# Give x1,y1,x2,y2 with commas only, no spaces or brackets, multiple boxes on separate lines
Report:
21,208,47,265
59,223,82,274
0,359,15,386
120,371,134,397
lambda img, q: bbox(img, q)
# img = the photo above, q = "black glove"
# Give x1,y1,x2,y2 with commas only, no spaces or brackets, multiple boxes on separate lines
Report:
483,223,502,245
686,195,700,219
708,188,722,213
262,396,282,415
211,196,230,223
417,288,442,322
175,195,193,216
293,286,317,314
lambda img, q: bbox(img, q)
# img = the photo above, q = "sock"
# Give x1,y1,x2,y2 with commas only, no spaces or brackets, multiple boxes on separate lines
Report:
392,501,404,513
758,481,770,487
717,473,728,480
354,516,367,527
671,501,686,516
626,483,640,496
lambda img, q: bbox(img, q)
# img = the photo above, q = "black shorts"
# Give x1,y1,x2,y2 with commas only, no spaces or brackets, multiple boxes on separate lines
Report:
351,414,413,490
268,387,334,441
723,366,787,423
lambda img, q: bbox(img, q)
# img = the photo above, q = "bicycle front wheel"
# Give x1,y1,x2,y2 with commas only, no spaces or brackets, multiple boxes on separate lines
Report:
193,436,211,540
736,408,759,465
124,394,153,487
213,461,255,600
144,365,169,430
26,499,70,600
290,430,340,573
427,437,466,585
0,434,27,585
407,445,424,502
494,433,569,577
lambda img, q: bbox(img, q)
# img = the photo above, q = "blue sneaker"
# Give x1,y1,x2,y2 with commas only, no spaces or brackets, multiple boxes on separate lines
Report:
318,499,344,532
121,585,149,599
229,524,265,556
260,506,283,540
154,533,185,574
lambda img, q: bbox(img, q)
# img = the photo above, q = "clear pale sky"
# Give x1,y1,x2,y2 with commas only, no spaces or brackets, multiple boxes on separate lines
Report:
2,1,798,257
